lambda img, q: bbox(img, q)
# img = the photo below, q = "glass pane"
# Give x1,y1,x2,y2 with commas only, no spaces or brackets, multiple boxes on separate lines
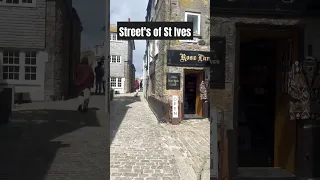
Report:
25,58,30,64
14,52,19,57
3,73,8,79
22,0,26,2
14,58,19,64
9,58,13,64
8,66,13,72
25,74,30,80
31,58,36,65
3,52,8,56
12,0,18,4
31,51,36,57
9,73,13,79
31,67,36,72
25,67,30,72
14,73,19,80
14,66,19,72
31,74,36,80
6,0,12,3
3,58,8,64
3,66,8,72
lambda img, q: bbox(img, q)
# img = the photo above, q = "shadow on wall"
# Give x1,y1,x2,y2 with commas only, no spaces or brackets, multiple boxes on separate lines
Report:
147,95,169,123
0,107,100,180
110,95,141,143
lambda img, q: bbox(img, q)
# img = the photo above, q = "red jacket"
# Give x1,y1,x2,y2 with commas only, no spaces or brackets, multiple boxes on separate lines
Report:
134,80,139,90
75,63,94,89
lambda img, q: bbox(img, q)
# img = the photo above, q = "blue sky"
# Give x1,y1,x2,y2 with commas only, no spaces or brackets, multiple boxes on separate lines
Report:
73,0,148,77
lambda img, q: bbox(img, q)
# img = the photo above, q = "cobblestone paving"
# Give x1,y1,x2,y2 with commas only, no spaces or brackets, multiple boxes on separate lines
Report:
110,93,210,180
110,93,181,180
161,120,210,179
0,95,109,180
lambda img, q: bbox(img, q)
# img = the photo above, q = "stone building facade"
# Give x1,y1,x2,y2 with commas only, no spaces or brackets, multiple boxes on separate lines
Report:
110,24,135,94
0,0,82,102
145,0,210,122
45,0,82,101
211,1,320,179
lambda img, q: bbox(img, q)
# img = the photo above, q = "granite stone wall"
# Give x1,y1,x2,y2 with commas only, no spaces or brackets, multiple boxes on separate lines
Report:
45,0,81,101
210,16,302,129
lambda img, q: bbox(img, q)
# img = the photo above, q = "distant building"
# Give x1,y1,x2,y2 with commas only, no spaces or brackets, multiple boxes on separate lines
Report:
0,0,82,102
109,24,135,94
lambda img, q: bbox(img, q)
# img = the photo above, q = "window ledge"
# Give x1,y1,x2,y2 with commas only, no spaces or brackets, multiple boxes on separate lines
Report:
179,36,201,43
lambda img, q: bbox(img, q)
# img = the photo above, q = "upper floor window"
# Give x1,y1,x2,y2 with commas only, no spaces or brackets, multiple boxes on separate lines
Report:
185,12,201,36
0,0,36,7
110,55,121,63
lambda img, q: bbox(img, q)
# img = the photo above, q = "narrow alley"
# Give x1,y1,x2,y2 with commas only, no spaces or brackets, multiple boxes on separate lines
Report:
110,93,210,180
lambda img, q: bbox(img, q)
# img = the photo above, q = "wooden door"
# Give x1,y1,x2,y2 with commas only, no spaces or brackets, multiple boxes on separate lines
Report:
195,71,204,117
274,33,298,173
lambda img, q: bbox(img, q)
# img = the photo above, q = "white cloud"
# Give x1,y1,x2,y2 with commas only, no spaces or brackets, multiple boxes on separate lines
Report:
111,0,148,77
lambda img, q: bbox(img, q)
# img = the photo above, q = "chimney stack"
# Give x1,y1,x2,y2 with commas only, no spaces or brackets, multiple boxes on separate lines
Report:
128,18,131,22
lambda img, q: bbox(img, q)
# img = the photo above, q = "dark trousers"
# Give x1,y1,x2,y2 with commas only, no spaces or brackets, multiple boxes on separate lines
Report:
95,80,105,94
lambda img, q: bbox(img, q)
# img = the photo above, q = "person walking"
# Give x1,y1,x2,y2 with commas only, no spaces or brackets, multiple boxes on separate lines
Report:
140,80,143,91
134,80,139,97
94,61,105,94
75,57,94,112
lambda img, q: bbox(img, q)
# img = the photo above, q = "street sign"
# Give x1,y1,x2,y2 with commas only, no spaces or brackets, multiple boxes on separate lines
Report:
172,95,179,118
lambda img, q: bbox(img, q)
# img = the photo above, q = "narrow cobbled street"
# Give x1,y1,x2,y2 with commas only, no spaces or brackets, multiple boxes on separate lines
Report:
110,93,210,180
0,93,209,180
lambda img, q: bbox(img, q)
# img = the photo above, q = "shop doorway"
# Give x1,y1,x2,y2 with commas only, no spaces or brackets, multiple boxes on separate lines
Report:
184,70,204,119
238,39,277,167
237,28,298,173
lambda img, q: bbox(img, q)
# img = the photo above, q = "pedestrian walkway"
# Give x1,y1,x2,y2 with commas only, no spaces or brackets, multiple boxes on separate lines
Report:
110,93,210,180
0,95,108,180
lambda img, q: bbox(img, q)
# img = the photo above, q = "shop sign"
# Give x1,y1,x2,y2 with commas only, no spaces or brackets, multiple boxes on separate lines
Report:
172,95,179,118
167,50,211,67
166,73,180,90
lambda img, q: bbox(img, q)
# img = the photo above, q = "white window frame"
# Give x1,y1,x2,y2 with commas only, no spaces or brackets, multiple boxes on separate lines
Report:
24,51,37,81
0,0,36,7
154,40,159,56
117,78,122,87
110,33,117,41
110,77,122,88
110,55,121,63
2,51,20,80
110,77,117,87
181,12,201,43
1,50,39,84
184,12,201,36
